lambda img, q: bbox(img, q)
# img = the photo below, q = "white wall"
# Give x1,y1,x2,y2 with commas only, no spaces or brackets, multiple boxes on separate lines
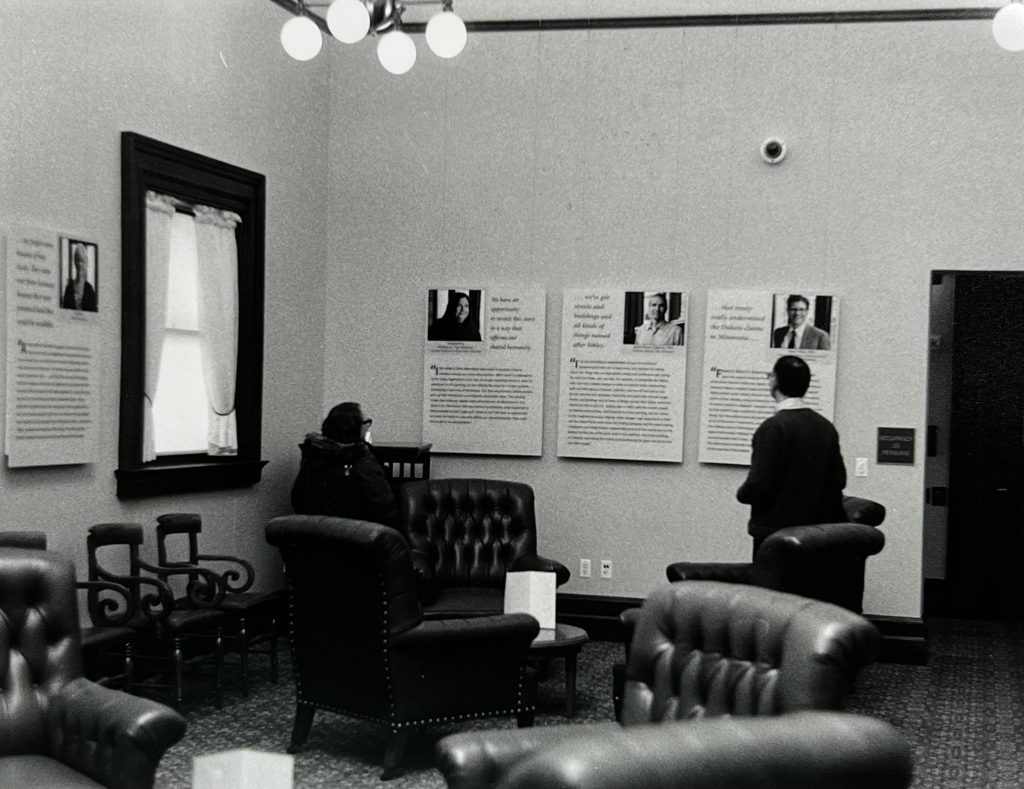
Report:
323,16,1024,619
1,1,331,593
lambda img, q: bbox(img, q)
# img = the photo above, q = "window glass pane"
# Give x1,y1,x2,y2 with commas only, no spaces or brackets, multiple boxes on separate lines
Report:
166,212,199,330
152,332,208,454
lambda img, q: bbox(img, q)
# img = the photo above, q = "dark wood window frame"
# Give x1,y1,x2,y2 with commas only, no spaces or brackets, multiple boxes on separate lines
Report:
116,132,267,498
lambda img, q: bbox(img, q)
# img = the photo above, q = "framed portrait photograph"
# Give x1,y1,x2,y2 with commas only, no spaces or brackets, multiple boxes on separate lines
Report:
622,290,686,346
770,292,834,351
59,237,99,313
427,288,483,342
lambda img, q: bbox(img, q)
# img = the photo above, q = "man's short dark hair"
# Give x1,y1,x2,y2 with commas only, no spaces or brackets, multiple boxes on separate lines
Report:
773,355,811,398
786,294,809,310
322,401,363,443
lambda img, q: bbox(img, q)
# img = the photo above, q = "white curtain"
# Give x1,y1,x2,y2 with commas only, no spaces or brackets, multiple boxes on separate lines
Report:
194,205,240,456
143,192,175,462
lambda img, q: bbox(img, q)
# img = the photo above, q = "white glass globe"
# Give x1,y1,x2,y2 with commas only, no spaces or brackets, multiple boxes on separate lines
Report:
327,0,370,44
993,3,1024,52
377,30,416,74
281,15,322,61
426,10,467,59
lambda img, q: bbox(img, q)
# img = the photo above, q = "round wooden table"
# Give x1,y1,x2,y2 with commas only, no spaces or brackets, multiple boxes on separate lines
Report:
528,624,589,717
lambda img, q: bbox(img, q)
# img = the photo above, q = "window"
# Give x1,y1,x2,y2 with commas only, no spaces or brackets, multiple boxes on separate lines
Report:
117,132,266,498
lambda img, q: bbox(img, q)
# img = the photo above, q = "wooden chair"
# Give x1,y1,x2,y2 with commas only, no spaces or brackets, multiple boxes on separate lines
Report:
155,513,283,696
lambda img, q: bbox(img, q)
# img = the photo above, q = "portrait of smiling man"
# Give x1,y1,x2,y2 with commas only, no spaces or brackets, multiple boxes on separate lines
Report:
771,294,830,350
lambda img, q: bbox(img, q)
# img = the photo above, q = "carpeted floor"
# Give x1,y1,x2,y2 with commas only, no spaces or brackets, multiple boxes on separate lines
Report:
154,617,1024,788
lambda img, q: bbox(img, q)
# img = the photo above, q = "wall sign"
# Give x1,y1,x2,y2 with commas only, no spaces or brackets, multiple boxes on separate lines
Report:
877,427,915,465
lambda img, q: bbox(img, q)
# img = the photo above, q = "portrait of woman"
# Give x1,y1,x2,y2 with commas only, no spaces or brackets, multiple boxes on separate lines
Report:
427,289,482,342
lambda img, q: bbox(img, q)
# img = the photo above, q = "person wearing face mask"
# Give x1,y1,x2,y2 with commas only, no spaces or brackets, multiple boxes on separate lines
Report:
291,401,397,527
428,291,481,342
772,294,830,350
736,355,847,556
634,292,684,346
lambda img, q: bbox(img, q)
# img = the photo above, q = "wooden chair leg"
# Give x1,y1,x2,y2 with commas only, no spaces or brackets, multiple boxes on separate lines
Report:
381,731,411,780
288,704,316,754
123,641,134,693
238,615,249,698
214,627,224,710
173,636,185,709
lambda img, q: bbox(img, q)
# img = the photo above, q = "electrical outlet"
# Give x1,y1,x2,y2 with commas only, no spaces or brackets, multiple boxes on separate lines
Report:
600,559,613,579
579,558,591,578
855,457,869,477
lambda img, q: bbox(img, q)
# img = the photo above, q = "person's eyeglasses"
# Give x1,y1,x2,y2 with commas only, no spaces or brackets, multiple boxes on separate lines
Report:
361,418,373,427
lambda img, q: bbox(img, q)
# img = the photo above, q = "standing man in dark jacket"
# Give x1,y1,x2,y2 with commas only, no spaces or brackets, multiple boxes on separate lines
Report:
736,356,847,555
291,401,397,527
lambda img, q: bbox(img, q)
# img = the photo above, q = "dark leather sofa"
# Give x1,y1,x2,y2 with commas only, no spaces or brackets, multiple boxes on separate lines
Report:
436,581,906,789
0,548,186,789
399,478,570,618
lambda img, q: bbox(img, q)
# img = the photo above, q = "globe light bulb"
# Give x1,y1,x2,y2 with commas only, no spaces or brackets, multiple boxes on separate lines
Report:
281,15,322,61
993,3,1024,52
327,0,370,44
377,29,416,74
426,9,467,59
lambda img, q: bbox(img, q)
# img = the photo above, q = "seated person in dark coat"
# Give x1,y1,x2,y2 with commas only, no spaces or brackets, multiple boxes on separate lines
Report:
291,401,397,527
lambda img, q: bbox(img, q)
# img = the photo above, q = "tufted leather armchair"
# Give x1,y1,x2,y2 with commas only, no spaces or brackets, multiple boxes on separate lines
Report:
437,581,891,789
0,548,186,789
665,494,887,613
399,479,570,618
438,712,913,789
265,515,541,779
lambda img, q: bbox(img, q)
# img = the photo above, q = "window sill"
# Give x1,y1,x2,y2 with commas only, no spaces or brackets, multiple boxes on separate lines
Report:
115,458,268,499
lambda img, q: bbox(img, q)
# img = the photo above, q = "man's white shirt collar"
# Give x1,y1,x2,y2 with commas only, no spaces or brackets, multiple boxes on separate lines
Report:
775,397,806,412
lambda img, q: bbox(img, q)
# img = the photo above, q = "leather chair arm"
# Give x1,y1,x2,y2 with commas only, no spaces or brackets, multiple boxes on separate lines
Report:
437,722,621,789
510,554,571,586
843,495,886,526
47,678,187,789
489,713,912,789
665,561,753,584
759,523,886,563
392,613,540,652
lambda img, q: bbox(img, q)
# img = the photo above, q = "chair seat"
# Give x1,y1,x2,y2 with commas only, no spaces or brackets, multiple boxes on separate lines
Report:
81,624,135,648
216,589,285,613
422,587,504,619
0,753,106,788
130,606,226,633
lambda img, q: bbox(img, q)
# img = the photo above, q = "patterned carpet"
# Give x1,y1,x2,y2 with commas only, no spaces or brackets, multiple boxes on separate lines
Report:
154,617,1024,788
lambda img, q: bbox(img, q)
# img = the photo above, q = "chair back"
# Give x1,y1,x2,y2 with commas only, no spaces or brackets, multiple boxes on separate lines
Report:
154,513,201,566
87,523,174,623
751,522,885,613
399,479,538,589
265,515,423,719
0,549,84,755
622,581,879,726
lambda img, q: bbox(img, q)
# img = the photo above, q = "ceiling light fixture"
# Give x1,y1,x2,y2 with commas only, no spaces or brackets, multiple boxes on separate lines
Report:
993,1,1024,51
280,0,466,74
280,2,323,61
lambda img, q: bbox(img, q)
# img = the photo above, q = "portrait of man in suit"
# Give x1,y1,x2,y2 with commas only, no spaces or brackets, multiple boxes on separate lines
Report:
771,294,830,350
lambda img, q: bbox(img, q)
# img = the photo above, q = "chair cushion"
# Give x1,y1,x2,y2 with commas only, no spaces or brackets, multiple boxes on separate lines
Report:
0,755,105,788
80,625,135,648
421,587,505,619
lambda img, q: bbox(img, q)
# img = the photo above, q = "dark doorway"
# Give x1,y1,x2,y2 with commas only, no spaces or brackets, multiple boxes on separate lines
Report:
944,272,1024,620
